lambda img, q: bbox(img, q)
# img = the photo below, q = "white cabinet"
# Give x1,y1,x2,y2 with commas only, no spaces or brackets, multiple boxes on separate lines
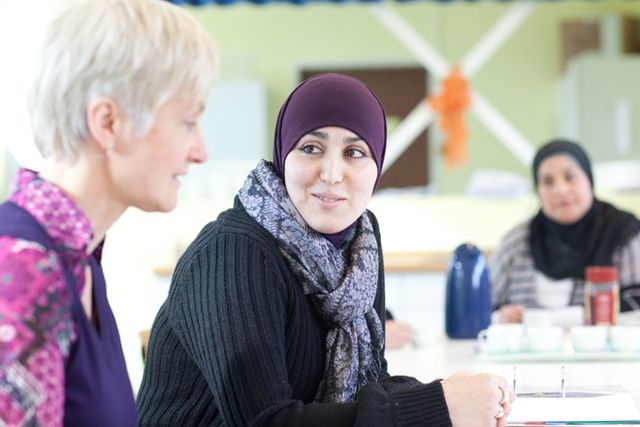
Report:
561,54,640,162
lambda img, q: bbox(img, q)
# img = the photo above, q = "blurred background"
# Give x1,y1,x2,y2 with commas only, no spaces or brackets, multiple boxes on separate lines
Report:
2,0,640,391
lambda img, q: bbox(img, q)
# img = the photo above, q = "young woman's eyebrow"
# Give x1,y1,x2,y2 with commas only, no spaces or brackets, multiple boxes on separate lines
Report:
344,136,363,144
307,130,328,140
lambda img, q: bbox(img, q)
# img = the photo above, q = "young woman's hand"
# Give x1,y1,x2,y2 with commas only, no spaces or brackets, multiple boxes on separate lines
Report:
442,371,513,427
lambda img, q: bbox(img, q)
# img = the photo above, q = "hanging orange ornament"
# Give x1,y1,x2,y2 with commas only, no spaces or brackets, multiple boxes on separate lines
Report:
428,66,471,170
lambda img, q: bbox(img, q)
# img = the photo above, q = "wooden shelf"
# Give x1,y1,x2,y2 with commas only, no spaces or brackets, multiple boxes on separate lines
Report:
153,249,494,277
383,251,453,273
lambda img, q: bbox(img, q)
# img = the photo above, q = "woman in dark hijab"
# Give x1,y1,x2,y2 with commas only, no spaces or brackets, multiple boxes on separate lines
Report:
491,139,640,323
138,73,512,427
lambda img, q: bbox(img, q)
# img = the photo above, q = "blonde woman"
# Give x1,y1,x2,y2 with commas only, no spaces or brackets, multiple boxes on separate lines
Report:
0,1,218,425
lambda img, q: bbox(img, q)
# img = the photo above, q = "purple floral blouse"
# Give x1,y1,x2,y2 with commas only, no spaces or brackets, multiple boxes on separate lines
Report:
0,168,95,426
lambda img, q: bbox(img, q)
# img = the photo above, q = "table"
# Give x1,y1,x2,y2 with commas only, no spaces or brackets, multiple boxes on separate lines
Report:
385,336,640,407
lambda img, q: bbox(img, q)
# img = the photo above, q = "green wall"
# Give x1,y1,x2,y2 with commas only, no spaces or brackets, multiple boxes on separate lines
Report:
190,1,640,192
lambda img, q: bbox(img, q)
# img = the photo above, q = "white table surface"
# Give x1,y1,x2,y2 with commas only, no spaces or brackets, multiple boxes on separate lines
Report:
385,336,640,407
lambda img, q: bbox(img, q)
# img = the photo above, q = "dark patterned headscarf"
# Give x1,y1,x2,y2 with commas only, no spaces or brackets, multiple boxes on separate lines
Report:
238,161,384,403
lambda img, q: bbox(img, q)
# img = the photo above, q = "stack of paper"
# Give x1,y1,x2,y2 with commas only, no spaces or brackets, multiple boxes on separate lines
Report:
507,391,640,426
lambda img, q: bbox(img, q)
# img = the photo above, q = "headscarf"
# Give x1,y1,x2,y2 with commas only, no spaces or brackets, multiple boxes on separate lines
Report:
529,139,640,279
272,73,386,188
532,139,593,189
272,73,386,247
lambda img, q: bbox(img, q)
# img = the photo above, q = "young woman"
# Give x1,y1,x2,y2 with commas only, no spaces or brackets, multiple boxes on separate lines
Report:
138,73,511,427
0,1,218,425
491,139,640,323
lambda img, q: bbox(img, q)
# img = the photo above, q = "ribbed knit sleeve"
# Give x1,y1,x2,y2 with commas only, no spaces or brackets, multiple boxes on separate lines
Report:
172,233,290,424
385,380,451,426
137,206,452,427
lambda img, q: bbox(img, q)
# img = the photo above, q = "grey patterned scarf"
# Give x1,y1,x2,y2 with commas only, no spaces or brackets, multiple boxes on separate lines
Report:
238,160,384,403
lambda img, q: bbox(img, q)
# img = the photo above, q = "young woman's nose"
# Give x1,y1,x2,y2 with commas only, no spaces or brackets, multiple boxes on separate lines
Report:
319,154,344,185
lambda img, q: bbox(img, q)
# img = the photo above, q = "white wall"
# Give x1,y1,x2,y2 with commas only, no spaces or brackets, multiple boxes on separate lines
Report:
0,0,80,170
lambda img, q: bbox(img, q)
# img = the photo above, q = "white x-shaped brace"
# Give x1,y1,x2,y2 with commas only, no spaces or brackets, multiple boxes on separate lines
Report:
369,2,538,174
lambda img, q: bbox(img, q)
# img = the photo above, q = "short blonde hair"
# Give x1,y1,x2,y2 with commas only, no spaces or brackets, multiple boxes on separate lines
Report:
29,0,219,160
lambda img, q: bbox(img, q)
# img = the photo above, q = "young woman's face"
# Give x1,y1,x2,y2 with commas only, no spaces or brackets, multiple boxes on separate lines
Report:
536,155,593,224
110,91,208,212
284,126,378,234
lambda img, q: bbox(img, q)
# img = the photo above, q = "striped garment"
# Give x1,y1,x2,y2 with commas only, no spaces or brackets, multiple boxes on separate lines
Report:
490,220,640,311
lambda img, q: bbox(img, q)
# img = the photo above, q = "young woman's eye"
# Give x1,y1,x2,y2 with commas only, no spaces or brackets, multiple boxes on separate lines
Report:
346,148,366,158
299,144,321,154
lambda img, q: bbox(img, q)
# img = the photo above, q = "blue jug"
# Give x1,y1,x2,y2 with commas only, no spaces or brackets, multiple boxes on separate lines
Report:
445,243,492,339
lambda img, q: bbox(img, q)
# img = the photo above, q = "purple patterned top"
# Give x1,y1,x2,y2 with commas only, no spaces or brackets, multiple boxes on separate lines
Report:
0,168,94,426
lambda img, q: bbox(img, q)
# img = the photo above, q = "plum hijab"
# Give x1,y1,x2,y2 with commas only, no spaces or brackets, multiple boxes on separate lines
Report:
272,73,387,247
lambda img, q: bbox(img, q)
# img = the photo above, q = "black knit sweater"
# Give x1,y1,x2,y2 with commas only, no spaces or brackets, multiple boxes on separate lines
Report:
137,201,452,426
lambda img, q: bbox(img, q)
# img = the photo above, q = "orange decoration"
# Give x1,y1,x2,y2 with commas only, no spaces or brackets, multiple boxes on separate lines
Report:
428,66,471,170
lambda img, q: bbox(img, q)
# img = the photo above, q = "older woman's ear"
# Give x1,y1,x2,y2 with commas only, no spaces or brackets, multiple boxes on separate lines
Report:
85,96,124,152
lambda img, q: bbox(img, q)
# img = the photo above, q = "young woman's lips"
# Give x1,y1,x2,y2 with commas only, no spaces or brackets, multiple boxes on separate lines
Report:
313,192,346,207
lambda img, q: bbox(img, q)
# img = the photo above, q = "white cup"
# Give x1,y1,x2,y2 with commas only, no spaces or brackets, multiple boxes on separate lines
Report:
609,326,640,352
477,324,524,353
570,326,609,352
526,326,564,352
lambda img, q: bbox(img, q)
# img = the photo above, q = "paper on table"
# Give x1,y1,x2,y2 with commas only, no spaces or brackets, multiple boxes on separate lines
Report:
508,393,640,424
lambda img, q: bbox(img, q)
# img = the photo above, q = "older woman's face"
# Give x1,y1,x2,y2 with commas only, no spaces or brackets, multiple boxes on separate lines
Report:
284,126,378,234
110,91,208,212
536,155,593,224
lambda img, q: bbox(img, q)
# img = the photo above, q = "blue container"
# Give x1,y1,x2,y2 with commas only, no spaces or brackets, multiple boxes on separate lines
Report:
445,243,492,339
